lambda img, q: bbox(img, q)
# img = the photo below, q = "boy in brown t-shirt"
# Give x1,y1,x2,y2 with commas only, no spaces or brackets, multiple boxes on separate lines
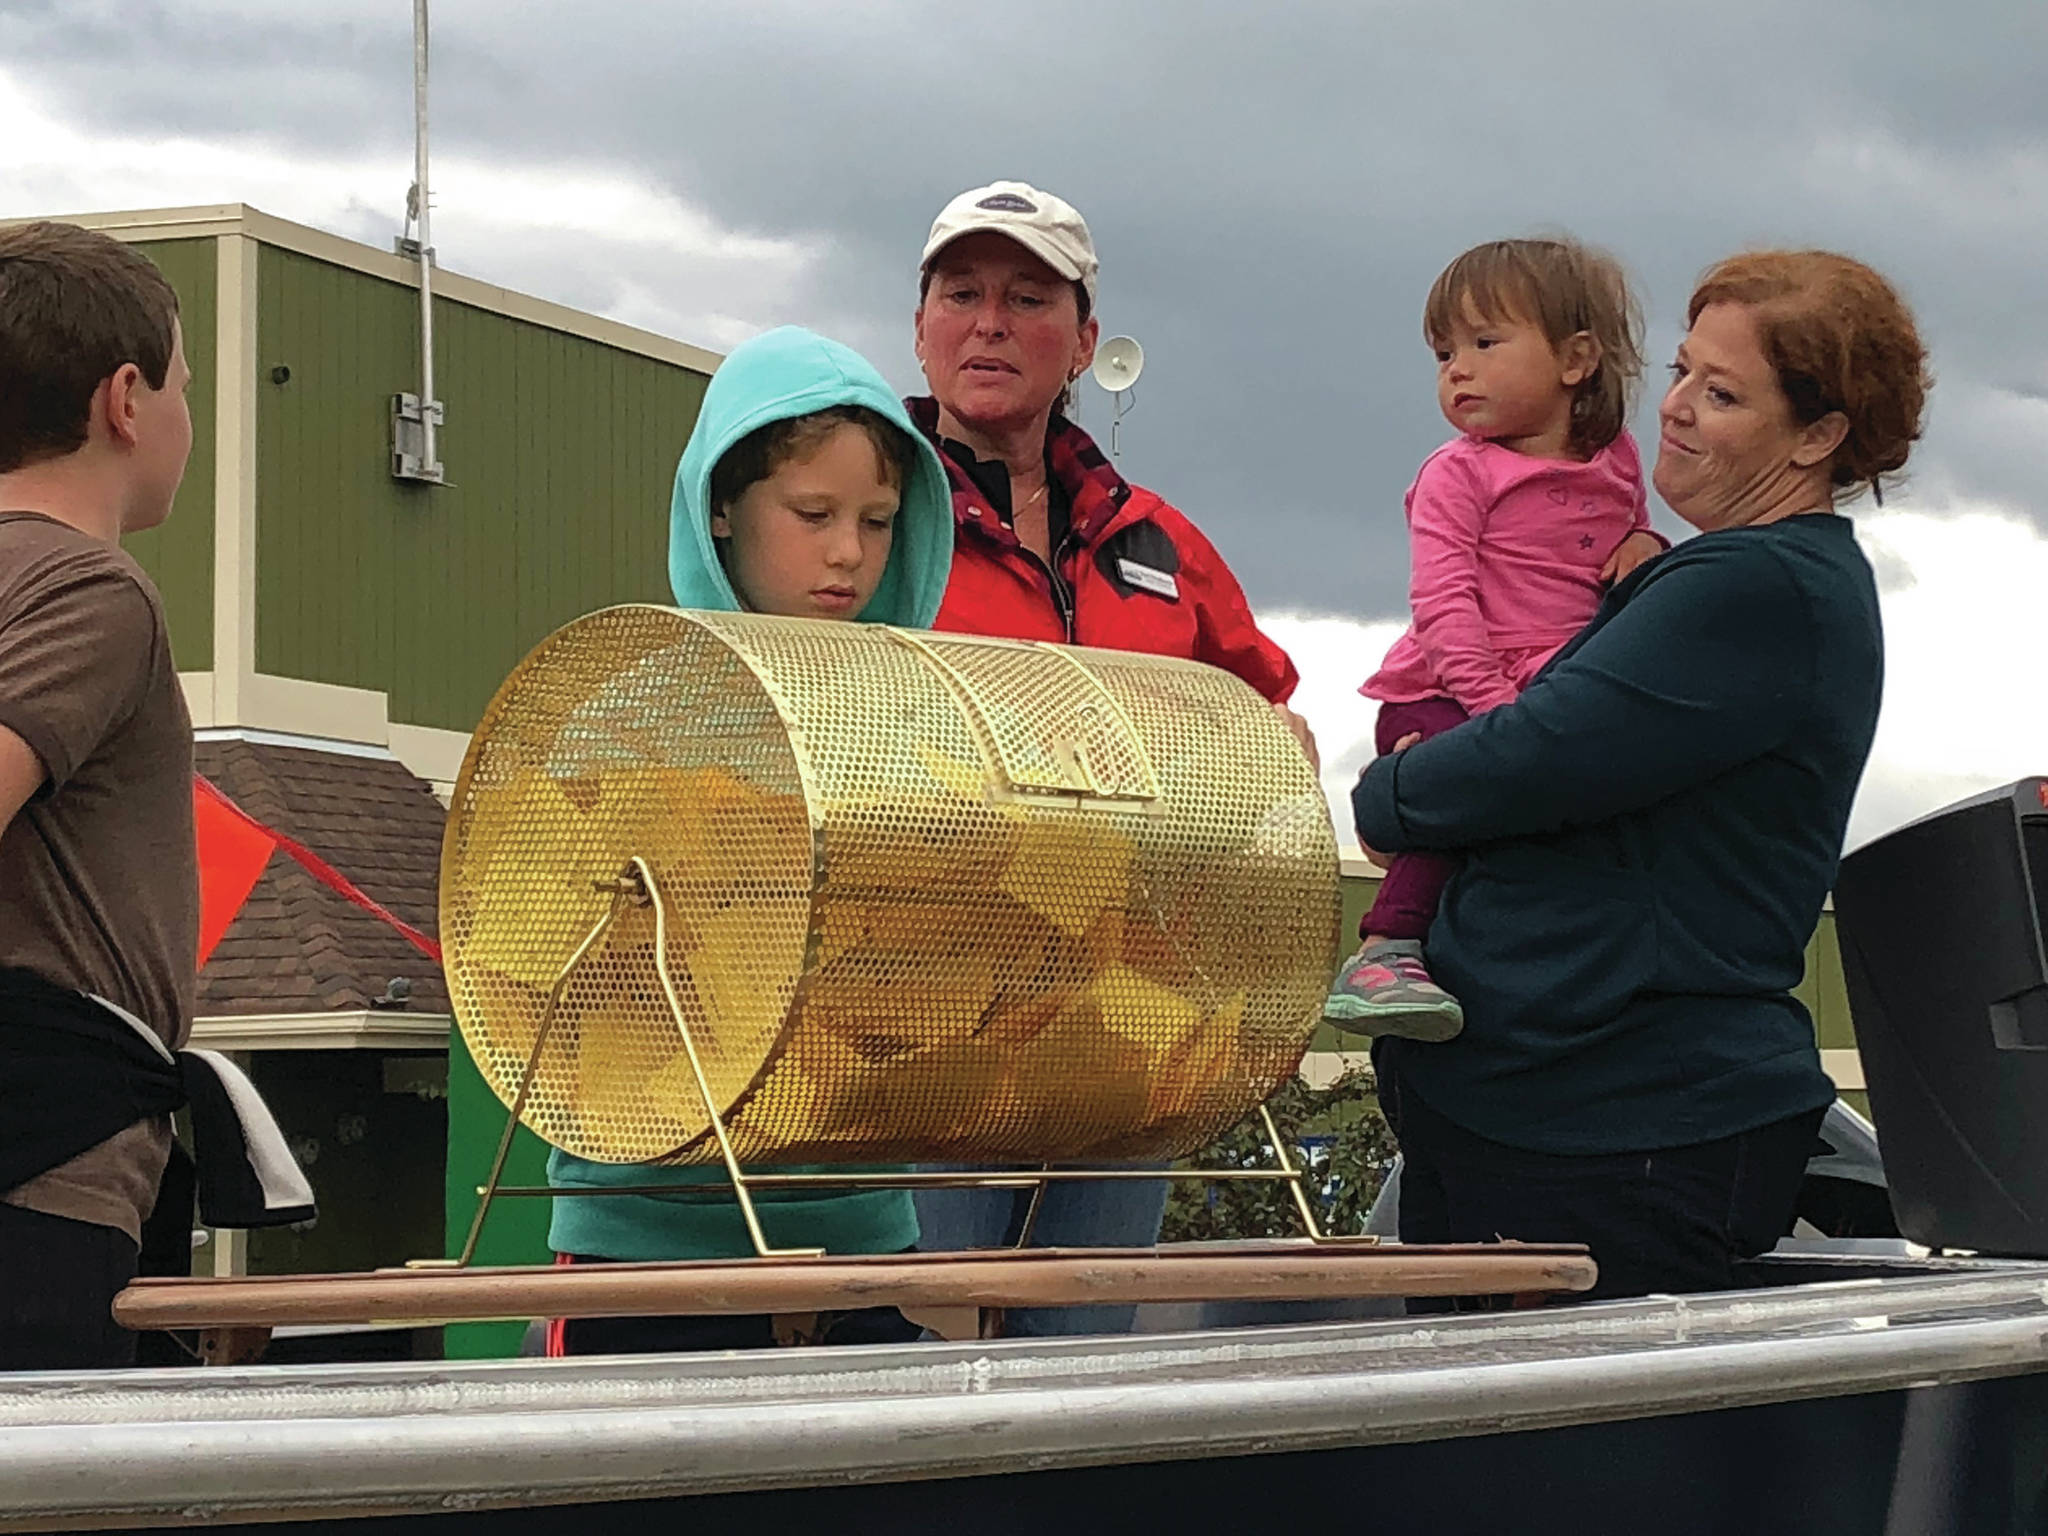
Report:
0,222,198,1369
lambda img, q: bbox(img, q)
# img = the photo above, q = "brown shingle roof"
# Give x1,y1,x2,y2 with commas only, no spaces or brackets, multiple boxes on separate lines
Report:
193,739,448,1018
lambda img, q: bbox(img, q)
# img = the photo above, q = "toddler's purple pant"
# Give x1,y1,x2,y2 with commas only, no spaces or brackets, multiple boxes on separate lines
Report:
1359,696,1471,942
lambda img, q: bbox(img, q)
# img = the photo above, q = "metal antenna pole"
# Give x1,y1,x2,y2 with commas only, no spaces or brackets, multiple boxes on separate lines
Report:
412,0,439,479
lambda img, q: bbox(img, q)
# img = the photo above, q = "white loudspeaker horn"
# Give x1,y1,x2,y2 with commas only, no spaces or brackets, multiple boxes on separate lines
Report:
1092,336,1145,392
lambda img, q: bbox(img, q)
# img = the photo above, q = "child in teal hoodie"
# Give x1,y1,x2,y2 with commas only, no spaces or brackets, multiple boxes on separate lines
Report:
546,326,953,1353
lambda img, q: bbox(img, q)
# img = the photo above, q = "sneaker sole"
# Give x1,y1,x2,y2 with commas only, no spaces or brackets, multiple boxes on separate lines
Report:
1324,1013,1466,1044
1321,995,1465,1043
1322,992,1462,1022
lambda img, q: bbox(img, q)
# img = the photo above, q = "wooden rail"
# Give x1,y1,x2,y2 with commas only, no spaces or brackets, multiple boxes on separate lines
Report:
117,1243,1595,1335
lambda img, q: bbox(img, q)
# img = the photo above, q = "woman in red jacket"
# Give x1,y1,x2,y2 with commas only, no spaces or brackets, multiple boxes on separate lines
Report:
908,180,1315,1335
914,181,1311,726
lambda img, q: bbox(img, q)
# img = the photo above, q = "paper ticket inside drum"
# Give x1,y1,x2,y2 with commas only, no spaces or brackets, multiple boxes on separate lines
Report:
440,606,1342,1166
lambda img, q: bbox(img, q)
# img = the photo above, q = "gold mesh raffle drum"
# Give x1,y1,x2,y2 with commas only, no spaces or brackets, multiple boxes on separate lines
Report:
440,607,1342,1170
109,609,1603,1347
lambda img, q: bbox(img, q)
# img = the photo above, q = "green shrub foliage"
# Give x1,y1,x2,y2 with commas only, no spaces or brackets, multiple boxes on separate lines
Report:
1160,1069,1398,1243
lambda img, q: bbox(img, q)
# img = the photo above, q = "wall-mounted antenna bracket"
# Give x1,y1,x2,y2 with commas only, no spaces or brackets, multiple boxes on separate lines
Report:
391,393,445,483
391,0,446,486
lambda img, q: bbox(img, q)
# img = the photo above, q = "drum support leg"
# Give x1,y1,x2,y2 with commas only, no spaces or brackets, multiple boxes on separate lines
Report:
1013,1169,1052,1248
634,856,826,1260
427,887,634,1270
1258,1103,1378,1246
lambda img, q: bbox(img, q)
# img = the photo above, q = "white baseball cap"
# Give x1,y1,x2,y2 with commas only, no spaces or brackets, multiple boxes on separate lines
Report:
920,181,1099,305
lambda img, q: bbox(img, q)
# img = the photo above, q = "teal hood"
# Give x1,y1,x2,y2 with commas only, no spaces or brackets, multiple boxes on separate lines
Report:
668,325,953,625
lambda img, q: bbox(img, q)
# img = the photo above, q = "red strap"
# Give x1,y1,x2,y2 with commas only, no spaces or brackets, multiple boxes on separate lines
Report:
193,775,444,964
544,1252,578,1357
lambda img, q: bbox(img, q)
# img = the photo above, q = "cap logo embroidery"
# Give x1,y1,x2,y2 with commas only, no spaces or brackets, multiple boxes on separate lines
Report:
976,193,1037,214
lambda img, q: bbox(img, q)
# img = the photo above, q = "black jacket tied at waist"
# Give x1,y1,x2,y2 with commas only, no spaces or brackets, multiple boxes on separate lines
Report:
0,966,314,1229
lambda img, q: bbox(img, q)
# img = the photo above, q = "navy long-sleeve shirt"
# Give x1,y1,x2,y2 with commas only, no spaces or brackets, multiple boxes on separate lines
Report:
1352,513,1882,1154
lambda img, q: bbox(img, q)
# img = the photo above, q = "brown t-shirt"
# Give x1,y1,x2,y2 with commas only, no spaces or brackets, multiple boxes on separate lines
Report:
0,513,197,1242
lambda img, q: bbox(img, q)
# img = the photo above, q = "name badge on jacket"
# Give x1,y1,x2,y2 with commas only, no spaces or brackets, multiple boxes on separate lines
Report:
1116,558,1180,600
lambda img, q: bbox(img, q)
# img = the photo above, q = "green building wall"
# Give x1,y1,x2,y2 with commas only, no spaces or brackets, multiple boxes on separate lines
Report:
118,237,218,670
253,246,709,732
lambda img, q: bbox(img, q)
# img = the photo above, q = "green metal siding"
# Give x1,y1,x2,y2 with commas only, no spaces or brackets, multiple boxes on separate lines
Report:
252,245,709,731
118,237,217,670
1802,911,1854,1048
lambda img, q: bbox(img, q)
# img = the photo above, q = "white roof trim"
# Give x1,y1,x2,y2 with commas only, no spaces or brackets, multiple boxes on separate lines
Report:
193,727,399,762
191,1012,452,1053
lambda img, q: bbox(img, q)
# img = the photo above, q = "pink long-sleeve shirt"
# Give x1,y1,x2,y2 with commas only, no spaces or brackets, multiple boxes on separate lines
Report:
1363,432,1658,715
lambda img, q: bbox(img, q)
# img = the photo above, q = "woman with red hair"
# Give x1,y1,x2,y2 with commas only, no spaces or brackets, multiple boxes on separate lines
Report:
1353,251,1930,1302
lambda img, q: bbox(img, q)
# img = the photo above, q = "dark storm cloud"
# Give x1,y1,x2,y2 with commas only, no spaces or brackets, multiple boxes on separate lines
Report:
7,0,2043,616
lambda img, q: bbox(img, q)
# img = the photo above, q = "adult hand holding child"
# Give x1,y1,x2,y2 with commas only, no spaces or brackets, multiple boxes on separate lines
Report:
1354,732,1422,871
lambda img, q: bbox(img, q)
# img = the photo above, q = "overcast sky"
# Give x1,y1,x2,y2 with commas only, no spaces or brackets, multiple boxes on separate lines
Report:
1,0,2043,847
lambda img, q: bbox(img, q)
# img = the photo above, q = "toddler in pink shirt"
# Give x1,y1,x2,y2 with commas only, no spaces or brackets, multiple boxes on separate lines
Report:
1327,237,1664,1040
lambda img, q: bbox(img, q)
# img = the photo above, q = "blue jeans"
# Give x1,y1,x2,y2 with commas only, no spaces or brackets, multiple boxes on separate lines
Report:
913,1167,1170,1337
